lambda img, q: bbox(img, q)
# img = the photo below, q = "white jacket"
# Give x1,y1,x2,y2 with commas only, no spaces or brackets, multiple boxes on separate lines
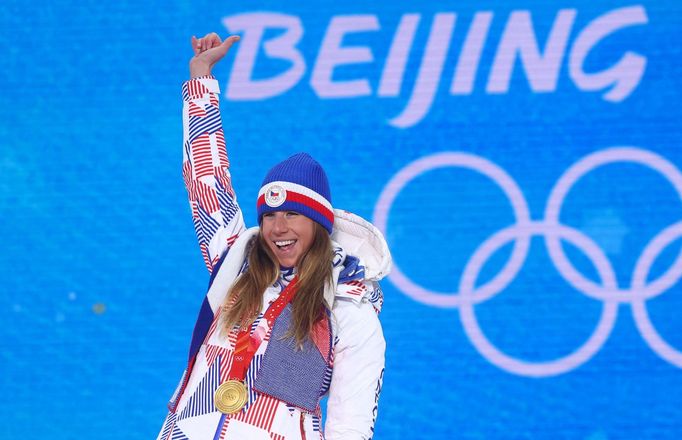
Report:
158,209,391,440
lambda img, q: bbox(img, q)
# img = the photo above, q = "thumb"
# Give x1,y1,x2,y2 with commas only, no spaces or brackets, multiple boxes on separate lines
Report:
219,35,241,54
209,35,240,62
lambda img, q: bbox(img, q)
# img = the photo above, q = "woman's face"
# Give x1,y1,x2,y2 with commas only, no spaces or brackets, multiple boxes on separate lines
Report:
261,211,316,268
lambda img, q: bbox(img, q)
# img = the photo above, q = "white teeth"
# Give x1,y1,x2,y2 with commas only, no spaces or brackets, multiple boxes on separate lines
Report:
275,240,295,247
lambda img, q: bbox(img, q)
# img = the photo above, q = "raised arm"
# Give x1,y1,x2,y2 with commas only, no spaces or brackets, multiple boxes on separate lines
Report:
183,34,245,274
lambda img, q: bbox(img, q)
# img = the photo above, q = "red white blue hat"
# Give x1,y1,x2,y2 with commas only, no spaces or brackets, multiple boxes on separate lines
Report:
257,153,334,234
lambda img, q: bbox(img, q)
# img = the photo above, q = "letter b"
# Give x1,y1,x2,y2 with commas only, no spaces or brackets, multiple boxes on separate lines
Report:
223,13,306,100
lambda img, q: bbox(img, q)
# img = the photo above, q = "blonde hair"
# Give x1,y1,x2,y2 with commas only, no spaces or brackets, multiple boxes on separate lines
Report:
222,222,334,346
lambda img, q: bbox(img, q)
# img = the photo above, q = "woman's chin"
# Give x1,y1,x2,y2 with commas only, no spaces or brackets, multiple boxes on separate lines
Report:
275,253,300,269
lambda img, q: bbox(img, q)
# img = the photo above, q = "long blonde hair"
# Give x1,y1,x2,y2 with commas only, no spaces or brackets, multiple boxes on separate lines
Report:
222,222,334,346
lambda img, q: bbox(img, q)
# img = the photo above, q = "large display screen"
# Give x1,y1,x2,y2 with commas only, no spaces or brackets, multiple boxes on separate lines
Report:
1,1,680,438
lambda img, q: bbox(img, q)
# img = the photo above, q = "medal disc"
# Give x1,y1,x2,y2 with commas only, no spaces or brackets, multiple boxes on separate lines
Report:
215,380,248,414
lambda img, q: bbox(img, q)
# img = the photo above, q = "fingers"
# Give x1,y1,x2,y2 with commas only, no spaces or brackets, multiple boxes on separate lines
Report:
192,32,222,54
188,33,240,73
205,32,221,50
191,36,200,55
199,32,221,52
191,33,239,55
209,33,223,49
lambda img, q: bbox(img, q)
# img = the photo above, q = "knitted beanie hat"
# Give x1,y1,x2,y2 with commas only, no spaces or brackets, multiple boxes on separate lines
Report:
257,153,334,234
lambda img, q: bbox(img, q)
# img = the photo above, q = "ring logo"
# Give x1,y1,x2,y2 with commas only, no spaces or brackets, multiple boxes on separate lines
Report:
222,6,647,128
372,147,682,377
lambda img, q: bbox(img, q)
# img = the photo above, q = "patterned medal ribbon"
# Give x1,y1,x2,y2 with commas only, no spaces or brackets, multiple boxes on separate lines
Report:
214,276,299,414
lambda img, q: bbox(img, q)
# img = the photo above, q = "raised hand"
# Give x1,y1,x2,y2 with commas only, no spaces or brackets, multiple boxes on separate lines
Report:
189,33,240,78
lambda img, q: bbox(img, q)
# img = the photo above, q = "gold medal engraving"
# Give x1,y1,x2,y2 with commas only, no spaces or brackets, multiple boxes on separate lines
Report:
214,380,248,414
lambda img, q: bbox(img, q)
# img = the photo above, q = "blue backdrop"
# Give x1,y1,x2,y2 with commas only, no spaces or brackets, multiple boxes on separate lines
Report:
1,0,681,438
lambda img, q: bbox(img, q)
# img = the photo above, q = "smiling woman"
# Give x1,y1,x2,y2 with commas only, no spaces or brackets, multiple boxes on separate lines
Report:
155,33,391,440
262,211,317,268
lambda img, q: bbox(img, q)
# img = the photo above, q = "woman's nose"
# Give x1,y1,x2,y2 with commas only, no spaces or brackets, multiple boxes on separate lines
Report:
273,213,288,232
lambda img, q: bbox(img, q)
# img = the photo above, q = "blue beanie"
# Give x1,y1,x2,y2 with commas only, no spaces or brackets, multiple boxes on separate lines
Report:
257,153,334,234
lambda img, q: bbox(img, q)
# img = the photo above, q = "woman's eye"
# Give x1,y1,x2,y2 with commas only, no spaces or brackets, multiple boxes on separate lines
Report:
286,211,299,217
263,213,274,218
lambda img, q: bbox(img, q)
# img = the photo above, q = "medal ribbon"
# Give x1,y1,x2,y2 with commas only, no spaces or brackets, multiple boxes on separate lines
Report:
227,276,299,381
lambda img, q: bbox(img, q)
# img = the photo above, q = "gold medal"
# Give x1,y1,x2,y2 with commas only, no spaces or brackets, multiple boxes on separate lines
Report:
214,380,248,414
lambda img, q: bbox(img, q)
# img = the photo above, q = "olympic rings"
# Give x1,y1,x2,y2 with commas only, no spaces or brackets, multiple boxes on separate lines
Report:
373,152,531,307
373,147,682,376
458,222,619,377
631,221,682,368
544,147,682,302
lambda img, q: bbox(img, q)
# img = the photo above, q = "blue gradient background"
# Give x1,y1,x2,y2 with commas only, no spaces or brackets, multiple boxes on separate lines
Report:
1,1,680,438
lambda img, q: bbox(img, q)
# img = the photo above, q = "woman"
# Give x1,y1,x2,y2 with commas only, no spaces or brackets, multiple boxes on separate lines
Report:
157,33,390,440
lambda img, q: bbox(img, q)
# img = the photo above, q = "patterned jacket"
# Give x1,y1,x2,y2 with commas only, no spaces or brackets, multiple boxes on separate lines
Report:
156,77,390,440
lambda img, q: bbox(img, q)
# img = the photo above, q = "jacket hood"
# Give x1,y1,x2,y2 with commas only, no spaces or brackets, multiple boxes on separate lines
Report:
331,209,392,282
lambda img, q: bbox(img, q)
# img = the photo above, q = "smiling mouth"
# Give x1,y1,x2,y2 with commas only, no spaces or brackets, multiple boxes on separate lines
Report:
274,239,296,251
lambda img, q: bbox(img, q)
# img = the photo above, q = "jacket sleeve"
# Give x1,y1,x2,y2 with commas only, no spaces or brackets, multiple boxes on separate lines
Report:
182,76,246,274
325,299,386,440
